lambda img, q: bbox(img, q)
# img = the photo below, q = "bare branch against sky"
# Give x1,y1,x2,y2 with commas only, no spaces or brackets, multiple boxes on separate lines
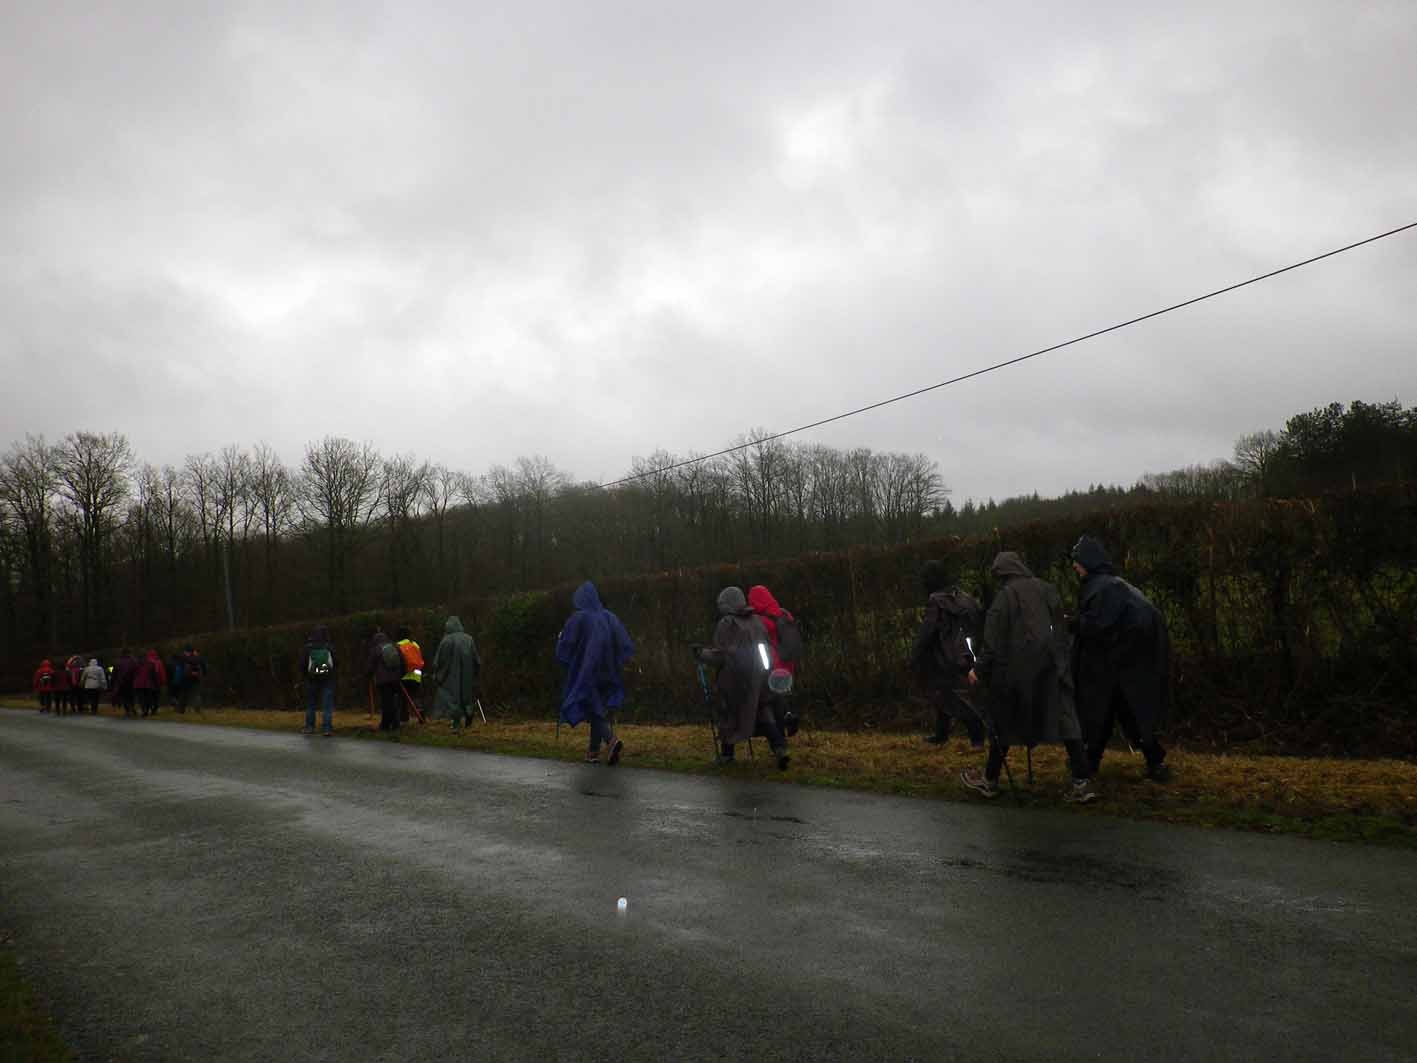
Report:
2,1,1413,502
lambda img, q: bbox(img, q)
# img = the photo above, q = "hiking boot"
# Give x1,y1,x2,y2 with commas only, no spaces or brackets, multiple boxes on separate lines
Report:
775,747,791,771
300,727,314,735
959,768,999,798
322,729,334,737
584,752,602,764
606,738,624,766
1145,762,1172,783
1064,779,1098,804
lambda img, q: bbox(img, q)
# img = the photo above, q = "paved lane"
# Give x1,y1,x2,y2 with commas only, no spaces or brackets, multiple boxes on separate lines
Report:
1,711,1413,1062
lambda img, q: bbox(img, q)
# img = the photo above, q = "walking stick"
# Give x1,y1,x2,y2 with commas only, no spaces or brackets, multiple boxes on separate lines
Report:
475,698,488,723
1026,747,1034,786
366,681,374,722
398,683,426,724
697,663,719,757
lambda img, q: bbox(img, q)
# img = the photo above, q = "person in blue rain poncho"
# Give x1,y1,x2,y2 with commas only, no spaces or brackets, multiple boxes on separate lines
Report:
556,581,636,765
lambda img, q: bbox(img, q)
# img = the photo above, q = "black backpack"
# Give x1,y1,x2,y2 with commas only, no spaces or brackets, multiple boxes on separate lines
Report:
775,613,804,664
932,590,980,673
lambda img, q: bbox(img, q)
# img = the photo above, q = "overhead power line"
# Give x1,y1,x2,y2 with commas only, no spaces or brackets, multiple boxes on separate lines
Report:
596,220,1417,490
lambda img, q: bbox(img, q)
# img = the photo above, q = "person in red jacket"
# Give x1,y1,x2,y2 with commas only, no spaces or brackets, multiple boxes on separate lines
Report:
52,657,73,714
133,649,168,718
32,659,57,712
746,585,802,737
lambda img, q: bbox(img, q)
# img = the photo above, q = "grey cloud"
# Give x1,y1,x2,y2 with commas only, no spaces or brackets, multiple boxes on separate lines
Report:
2,0,1413,504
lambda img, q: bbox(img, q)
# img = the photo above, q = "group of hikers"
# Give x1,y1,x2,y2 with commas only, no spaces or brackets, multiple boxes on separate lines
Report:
30,646,208,718
27,534,1170,802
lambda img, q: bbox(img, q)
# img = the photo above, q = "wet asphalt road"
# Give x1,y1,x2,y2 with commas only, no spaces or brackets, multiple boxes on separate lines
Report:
1,712,1413,1063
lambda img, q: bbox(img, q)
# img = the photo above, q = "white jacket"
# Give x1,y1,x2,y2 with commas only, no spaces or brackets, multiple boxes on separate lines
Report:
81,660,107,689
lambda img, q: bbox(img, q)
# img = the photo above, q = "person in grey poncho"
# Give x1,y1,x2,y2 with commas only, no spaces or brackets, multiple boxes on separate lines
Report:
694,586,790,770
960,552,1096,803
431,616,482,732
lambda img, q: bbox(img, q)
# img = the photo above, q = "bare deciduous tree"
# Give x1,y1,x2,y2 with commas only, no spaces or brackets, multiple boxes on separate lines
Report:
298,436,383,611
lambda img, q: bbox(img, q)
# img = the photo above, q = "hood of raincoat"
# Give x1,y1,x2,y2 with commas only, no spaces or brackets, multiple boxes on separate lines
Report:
747,585,783,618
717,586,750,616
572,581,603,612
307,624,331,645
1071,535,1114,575
991,552,1034,581
88,658,99,667
921,559,960,595
445,615,465,635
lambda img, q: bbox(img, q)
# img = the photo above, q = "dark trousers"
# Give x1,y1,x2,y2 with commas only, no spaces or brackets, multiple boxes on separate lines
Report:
722,715,787,759
138,689,159,716
119,690,136,716
377,682,401,731
1087,691,1165,771
589,713,615,753
934,693,985,745
986,738,1091,782
84,690,102,713
38,692,52,711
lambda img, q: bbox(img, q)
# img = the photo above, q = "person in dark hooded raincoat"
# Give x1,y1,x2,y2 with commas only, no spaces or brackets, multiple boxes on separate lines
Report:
909,559,985,748
1070,535,1172,781
556,582,635,764
960,552,1096,802
747,584,801,737
431,616,482,731
695,586,790,770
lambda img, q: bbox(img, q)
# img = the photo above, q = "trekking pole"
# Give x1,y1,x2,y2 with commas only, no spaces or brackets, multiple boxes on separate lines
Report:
697,663,718,757
967,698,1019,804
475,697,487,723
367,681,374,722
1026,747,1034,786
398,683,426,725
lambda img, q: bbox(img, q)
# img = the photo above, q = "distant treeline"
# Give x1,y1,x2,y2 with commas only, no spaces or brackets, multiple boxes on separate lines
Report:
0,399,1412,683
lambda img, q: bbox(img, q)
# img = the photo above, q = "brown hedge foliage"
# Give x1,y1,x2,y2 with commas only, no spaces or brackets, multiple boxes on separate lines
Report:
22,486,1417,755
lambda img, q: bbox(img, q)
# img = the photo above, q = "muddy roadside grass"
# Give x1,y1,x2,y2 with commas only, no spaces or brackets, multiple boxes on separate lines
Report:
4,700,1415,848
1,931,71,1063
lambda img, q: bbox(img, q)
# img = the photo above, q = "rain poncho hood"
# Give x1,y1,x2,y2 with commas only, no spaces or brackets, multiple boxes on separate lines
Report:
717,586,749,616
1071,535,1114,576
445,616,465,635
991,551,1033,581
746,585,783,618
556,582,636,726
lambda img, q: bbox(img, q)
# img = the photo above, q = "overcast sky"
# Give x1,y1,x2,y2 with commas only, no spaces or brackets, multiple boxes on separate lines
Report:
3,0,1413,503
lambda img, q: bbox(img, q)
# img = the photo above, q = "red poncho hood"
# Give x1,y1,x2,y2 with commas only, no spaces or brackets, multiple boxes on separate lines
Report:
747,585,784,618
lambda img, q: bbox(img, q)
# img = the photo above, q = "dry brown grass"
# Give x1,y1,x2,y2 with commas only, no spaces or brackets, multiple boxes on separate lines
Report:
5,699,1414,846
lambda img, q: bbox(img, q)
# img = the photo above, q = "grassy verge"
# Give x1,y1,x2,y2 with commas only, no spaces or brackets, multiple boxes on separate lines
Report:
4,700,1415,847
0,933,71,1063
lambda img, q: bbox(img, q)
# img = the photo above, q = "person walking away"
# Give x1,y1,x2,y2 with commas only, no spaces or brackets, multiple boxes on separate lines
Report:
111,649,139,717
54,657,74,714
366,626,404,733
66,655,85,713
695,586,790,770
395,625,424,723
431,616,482,732
33,658,57,712
910,560,986,748
133,649,167,717
1070,536,1172,782
556,581,635,765
747,585,803,737
300,625,337,735
173,645,207,713
960,552,1096,803
80,657,107,714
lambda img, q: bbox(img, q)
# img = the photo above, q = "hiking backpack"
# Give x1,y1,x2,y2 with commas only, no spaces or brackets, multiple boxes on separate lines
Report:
307,646,333,677
932,590,980,674
775,614,804,664
379,640,403,673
